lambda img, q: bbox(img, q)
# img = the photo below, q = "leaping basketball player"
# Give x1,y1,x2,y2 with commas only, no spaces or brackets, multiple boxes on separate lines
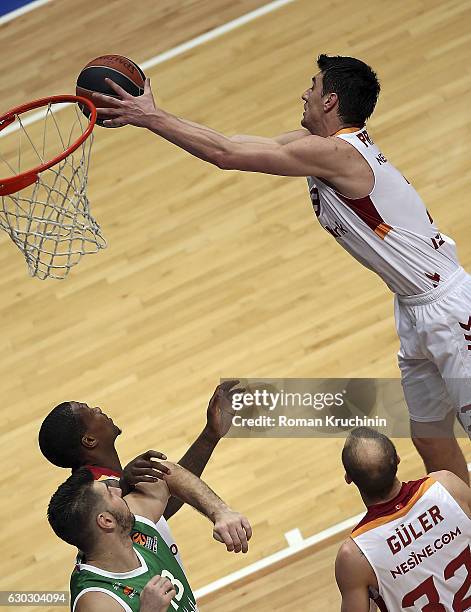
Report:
94,54,471,483
335,427,471,611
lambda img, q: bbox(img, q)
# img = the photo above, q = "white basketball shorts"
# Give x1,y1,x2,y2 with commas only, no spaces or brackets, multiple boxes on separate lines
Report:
395,266,471,430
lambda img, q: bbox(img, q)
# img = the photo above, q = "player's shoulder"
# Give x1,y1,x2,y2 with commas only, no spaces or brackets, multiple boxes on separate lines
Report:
336,537,359,560
428,470,471,501
289,133,362,168
428,470,466,492
336,538,366,570
335,538,375,587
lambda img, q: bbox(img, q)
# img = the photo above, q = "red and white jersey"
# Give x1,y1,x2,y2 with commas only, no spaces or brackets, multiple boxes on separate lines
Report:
307,127,460,296
352,477,471,611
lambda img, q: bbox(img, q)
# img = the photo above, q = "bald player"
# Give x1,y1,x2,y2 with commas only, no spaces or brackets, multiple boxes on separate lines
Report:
94,53,471,483
335,427,471,611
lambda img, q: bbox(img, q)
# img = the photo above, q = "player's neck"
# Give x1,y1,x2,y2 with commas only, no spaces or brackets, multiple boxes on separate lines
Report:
332,124,363,136
362,478,403,508
84,447,122,473
85,533,139,572
312,118,360,138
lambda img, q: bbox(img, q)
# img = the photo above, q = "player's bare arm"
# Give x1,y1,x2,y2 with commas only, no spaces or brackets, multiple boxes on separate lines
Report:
163,380,241,519
230,128,311,145
335,538,377,612
156,119,310,145
120,450,170,494
118,382,241,519
93,79,372,197
430,470,471,518
125,460,252,553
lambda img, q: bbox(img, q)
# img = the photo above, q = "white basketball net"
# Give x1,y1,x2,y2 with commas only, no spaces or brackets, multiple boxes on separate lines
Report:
0,101,106,279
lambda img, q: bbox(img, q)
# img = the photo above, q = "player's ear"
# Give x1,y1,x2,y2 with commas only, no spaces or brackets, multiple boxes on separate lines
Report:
96,511,115,531
81,434,98,450
323,92,338,113
344,472,352,484
397,454,401,466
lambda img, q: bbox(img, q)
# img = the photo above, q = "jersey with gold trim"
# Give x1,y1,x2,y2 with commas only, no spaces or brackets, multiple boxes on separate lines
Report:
352,477,471,611
307,127,460,296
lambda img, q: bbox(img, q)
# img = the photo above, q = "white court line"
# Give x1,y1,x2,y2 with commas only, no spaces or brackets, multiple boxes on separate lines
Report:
194,513,364,600
140,0,296,71
284,527,304,547
0,0,54,26
0,0,295,139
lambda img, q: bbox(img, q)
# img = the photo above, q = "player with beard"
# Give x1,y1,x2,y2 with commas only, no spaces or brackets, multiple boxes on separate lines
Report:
39,381,242,566
48,463,251,611
94,54,471,483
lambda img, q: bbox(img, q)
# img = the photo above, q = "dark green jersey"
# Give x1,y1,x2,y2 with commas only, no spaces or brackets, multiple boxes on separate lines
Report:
70,515,197,611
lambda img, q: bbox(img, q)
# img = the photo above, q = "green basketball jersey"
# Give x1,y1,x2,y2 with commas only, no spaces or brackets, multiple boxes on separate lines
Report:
70,515,197,611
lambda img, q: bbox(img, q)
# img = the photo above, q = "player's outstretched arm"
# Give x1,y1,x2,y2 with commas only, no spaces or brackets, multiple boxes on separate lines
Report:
335,539,374,612
126,460,252,553
93,79,351,179
164,380,241,520
154,119,309,146
165,462,252,553
230,129,311,145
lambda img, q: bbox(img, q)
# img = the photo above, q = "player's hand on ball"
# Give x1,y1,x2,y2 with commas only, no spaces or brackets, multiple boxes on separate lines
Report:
121,450,170,492
213,509,252,553
93,77,157,128
140,575,176,612
205,380,245,440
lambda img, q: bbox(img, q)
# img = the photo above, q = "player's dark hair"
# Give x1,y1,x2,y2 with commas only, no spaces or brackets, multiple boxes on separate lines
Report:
38,402,86,469
47,467,99,552
317,54,380,125
342,427,398,498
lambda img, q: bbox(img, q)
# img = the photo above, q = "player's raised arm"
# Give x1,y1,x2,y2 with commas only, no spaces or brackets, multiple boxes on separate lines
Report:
126,461,252,553
335,540,374,612
163,380,241,520
119,382,242,520
92,79,353,179
230,128,311,145
147,118,310,146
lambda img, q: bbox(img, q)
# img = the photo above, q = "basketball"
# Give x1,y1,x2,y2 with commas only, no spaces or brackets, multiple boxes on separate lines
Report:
76,54,146,126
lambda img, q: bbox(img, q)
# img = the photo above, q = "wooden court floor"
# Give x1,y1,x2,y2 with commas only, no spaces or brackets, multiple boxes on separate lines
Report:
1,0,470,610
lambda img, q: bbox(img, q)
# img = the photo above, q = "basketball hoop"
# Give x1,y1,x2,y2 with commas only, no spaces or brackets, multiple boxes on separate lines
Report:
0,95,106,279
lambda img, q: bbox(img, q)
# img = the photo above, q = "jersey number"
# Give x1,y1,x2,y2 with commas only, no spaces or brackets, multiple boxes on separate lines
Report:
161,569,185,610
402,545,471,611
